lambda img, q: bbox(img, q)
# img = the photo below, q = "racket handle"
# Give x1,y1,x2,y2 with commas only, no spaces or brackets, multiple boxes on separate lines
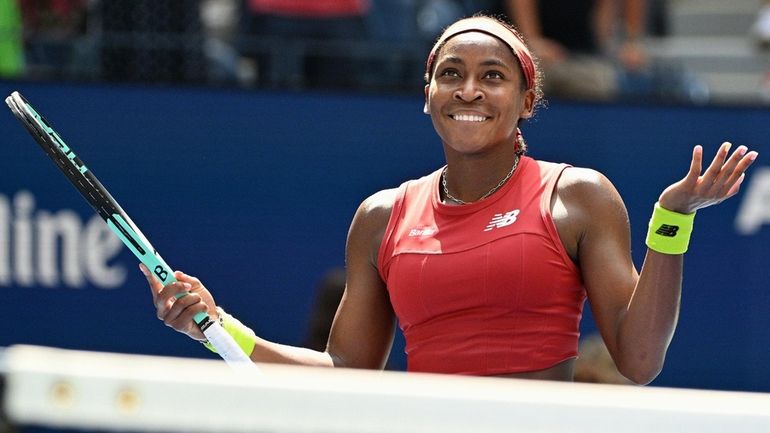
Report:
200,318,261,373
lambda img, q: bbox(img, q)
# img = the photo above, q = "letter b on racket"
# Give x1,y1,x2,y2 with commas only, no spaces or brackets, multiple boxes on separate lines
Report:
154,265,169,282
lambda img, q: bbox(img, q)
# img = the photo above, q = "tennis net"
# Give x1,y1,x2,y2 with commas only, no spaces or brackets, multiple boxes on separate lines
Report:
2,345,769,433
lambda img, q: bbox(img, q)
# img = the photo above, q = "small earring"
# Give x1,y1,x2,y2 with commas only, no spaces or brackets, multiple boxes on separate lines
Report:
423,103,430,114
516,128,525,151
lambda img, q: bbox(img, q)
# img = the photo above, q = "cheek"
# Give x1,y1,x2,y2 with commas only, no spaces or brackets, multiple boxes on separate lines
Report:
427,88,447,118
506,96,529,122
427,85,440,107
429,113,450,142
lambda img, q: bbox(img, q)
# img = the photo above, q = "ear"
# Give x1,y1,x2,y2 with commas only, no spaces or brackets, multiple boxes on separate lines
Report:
518,89,536,119
423,84,430,115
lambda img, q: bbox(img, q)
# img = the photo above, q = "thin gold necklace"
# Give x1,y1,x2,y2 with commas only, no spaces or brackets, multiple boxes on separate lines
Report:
441,155,520,205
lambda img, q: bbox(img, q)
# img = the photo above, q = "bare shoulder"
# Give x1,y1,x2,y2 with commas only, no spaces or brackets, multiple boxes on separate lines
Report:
356,188,399,223
553,166,629,245
550,165,632,264
348,187,400,265
558,166,611,195
556,166,625,212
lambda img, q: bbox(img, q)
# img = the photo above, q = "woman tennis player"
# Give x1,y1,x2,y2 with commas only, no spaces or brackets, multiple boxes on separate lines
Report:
142,15,758,384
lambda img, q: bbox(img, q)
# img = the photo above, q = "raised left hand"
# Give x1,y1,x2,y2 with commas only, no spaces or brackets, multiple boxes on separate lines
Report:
658,142,759,214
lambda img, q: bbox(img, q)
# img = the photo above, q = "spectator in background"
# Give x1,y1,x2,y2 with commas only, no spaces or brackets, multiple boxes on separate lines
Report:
364,0,504,93
17,0,86,79
0,0,25,78
19,0,86,35
754,1,770,101
239,0,370,89
754,0,770,50
505,0,648,101
200,0,260,86
304,267,346,352
99,0,205,84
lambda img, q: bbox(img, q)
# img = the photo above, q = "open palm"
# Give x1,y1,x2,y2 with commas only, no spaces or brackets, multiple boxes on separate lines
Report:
659,142,759,214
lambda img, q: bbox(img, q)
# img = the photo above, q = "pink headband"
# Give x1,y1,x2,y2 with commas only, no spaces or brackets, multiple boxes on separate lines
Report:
425,17,536,90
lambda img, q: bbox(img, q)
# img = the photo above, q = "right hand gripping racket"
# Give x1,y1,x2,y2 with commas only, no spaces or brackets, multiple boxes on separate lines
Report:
5,91,259,372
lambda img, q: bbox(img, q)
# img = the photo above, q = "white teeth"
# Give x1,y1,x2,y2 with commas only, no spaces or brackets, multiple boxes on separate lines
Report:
452,114,487,122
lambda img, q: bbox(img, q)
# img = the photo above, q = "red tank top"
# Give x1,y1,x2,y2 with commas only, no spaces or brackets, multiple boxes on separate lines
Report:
377,156,585,375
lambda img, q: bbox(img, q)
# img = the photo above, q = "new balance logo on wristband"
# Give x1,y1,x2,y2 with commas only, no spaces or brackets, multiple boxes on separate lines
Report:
655,224,680,237
646,203,694,254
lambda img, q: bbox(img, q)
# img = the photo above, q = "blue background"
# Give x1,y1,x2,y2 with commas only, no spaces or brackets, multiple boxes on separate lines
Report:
0,81,768,392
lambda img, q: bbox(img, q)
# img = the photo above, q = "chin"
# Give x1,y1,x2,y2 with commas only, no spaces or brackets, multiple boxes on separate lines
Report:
444,132,502,153
445,142,490,155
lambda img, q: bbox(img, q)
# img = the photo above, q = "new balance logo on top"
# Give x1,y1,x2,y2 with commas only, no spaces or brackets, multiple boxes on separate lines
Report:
655,224,680,237
484,209,520,232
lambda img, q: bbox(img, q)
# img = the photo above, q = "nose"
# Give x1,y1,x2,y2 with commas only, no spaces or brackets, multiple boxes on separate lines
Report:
453,78,484,102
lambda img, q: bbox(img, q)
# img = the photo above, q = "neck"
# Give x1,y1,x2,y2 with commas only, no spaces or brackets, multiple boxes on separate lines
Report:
442,154,520,205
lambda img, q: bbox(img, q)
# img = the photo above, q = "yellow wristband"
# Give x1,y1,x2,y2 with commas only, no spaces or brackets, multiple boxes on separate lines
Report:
202,307,257,357
645,202,695,255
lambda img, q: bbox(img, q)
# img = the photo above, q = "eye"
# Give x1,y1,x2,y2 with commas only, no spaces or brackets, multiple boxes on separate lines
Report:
484,71,504,79
439,68,460,78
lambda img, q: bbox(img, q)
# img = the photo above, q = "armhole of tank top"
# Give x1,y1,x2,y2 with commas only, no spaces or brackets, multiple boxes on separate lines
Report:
540,163,580,274
376,182,408,283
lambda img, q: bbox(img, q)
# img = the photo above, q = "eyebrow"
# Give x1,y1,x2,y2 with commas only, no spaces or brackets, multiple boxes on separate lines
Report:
439,56,512,70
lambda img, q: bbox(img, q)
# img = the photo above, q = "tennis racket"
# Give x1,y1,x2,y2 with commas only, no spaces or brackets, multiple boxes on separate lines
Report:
5,91,258,371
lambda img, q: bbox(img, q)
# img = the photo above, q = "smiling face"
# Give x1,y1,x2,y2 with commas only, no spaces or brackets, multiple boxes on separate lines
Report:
425,32,535,156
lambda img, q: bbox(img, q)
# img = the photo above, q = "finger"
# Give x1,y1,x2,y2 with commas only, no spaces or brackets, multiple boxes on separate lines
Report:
167,271,192,299
140,264,164,298
714,146,749,193
682,145,703,186
173,270,184,279
167,302,208,339
710,145,746,193
723,173,746,199
721,148,757,185
175,271,201,287
700,142,731,184
164,291,202,325
737,150,759,171
722,151,759,193
156,281,193,319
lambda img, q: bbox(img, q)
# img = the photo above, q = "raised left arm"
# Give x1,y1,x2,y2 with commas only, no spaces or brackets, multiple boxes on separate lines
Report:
571,142,758,384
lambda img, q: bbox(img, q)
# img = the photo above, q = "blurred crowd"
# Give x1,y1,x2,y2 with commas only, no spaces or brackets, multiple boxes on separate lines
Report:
1,0,769,103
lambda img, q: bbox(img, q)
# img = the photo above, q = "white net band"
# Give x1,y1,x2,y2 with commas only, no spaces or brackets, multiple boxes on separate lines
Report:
3,345,770,433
